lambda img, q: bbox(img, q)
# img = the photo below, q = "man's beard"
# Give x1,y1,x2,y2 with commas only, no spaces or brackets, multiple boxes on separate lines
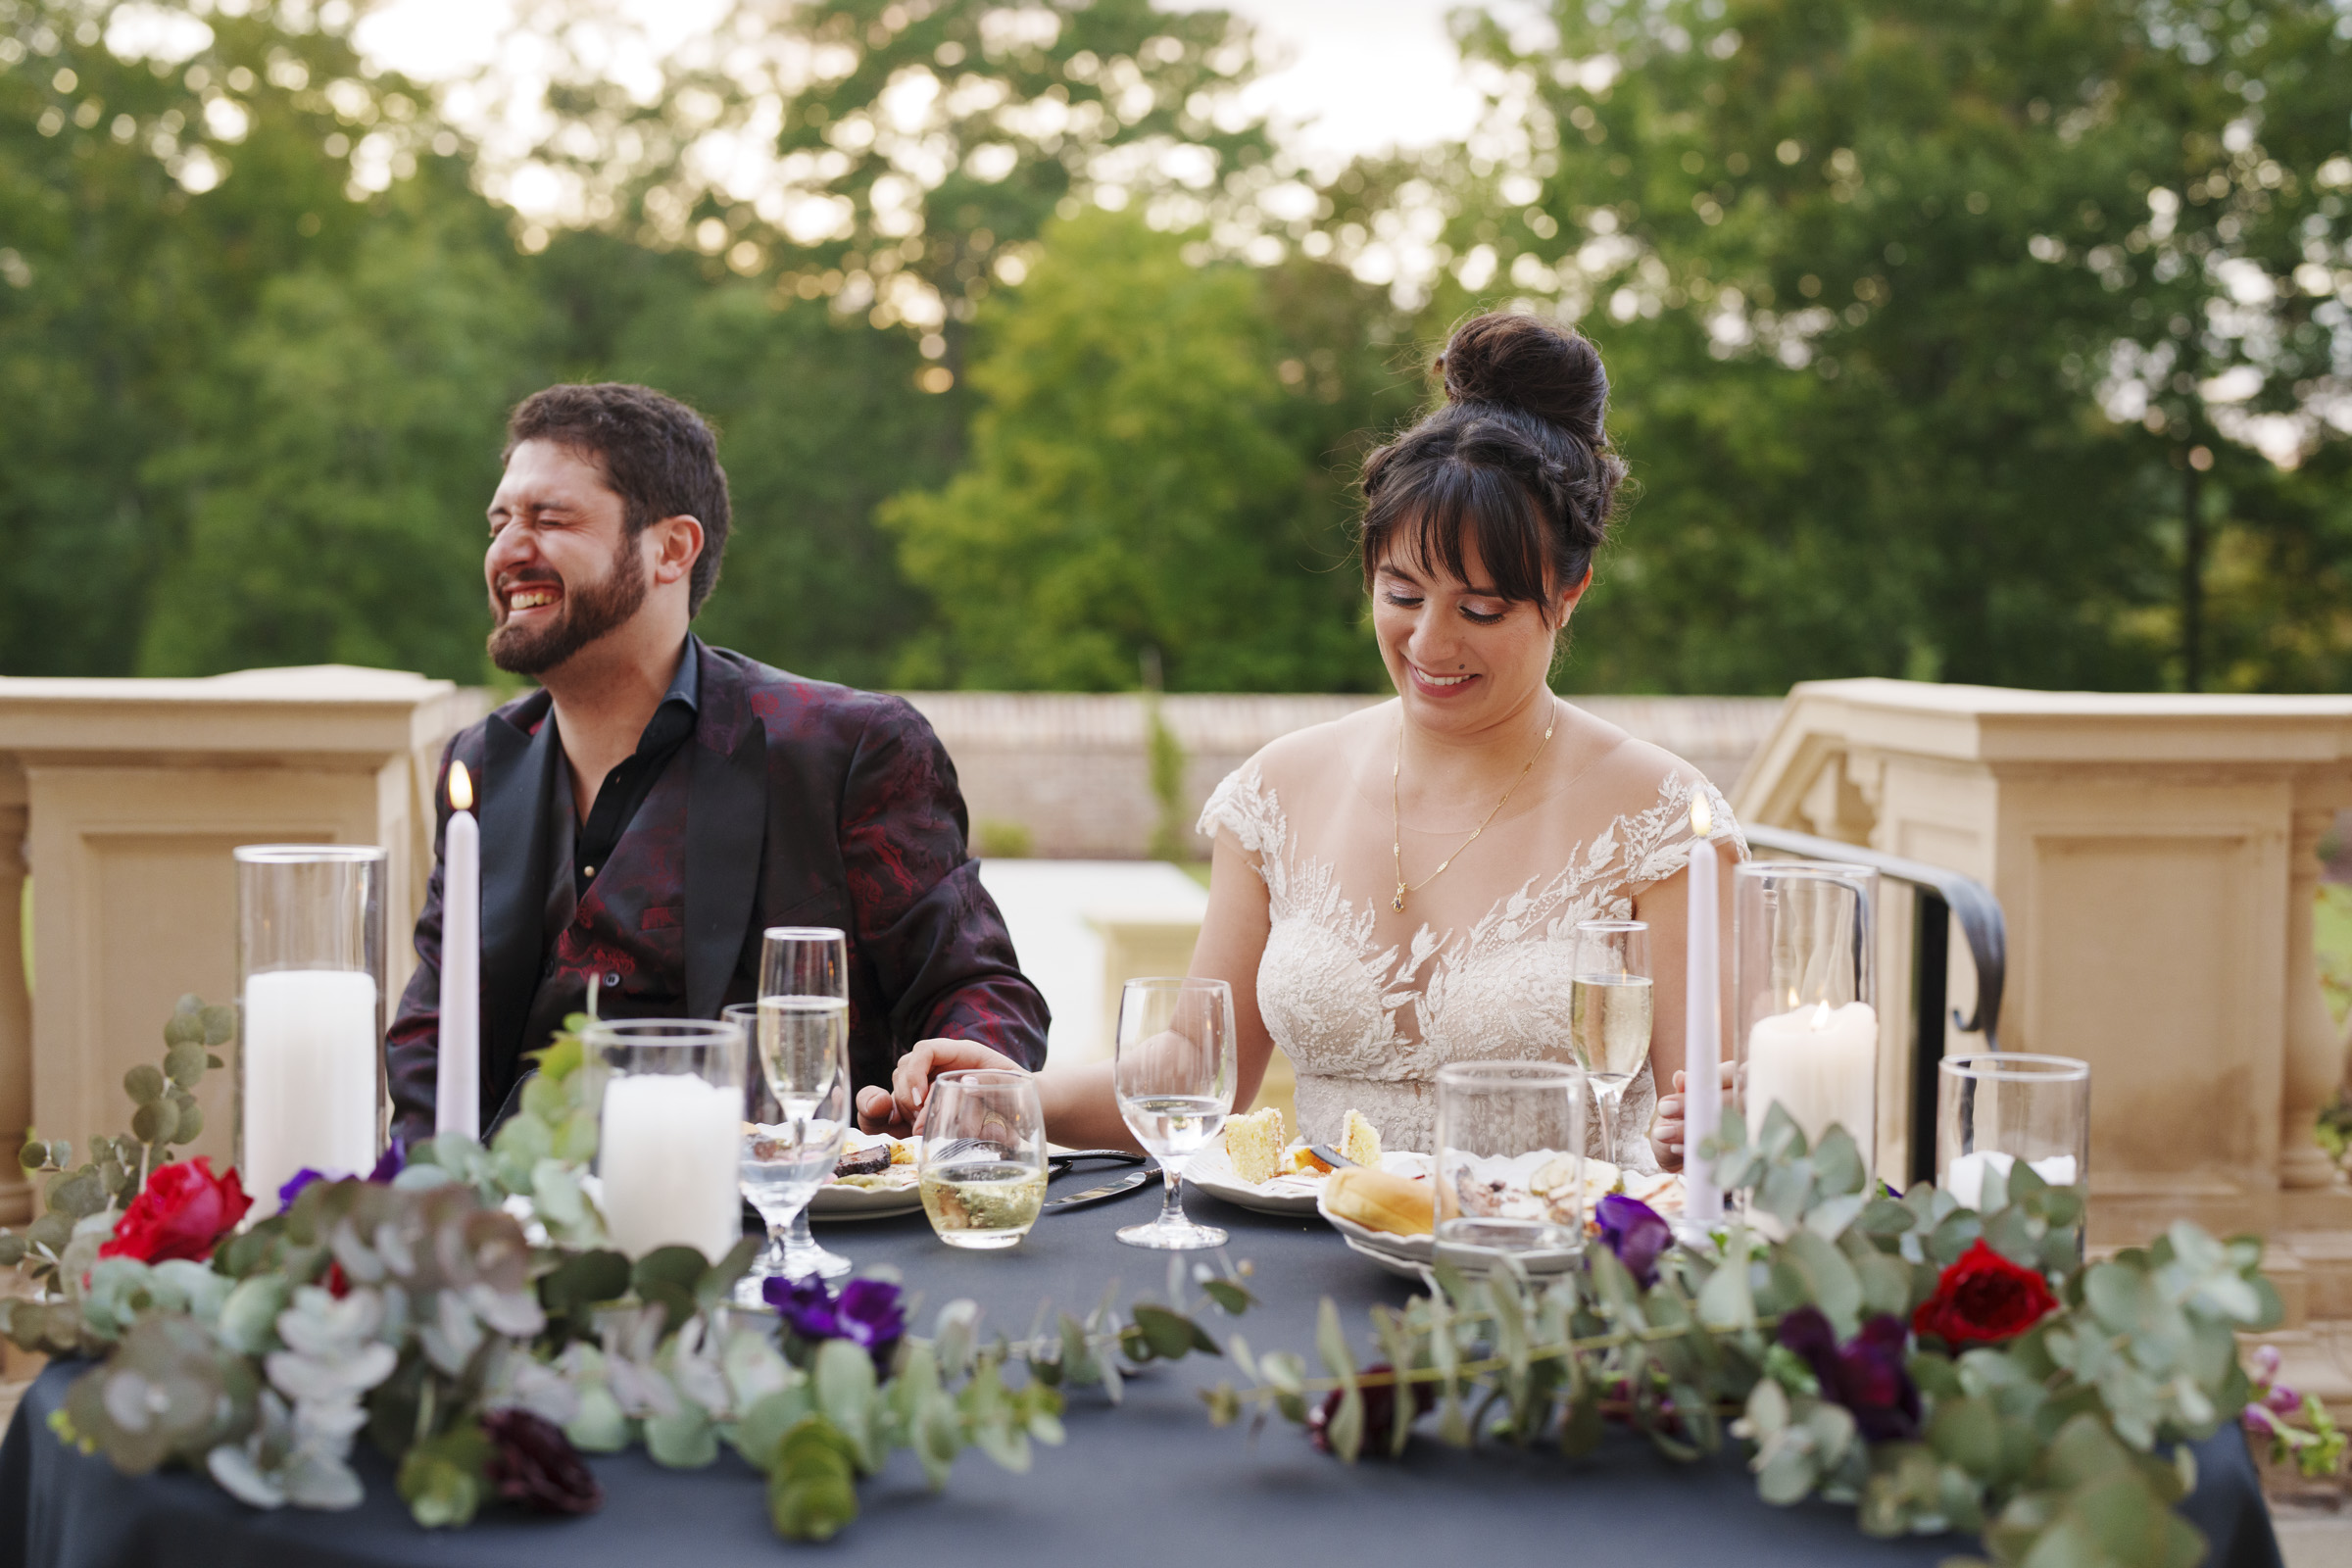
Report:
487,536,650,676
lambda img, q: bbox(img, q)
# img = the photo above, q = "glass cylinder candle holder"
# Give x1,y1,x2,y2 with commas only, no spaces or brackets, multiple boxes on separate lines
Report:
1733,861,1879,1161
234,845,387,1216
1937,1054,2089,1211
588,1018,748,1261
1433,1060,1586,1253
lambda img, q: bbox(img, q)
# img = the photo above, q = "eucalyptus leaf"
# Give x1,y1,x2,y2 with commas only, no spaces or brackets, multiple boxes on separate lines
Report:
123,1064,166,1106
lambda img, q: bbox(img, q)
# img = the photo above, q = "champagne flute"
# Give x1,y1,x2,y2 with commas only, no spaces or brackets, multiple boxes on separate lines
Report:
1569,919,1652,1168
1113,976,1237,1250
745,926,855,1295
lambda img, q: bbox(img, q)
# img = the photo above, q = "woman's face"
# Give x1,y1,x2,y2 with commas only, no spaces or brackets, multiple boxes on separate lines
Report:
1372,533,1583,739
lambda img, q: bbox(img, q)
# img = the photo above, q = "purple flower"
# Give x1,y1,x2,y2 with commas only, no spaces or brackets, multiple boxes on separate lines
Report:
278,1169,329,1208
764,1275,906,1370
277,1143,405,1210
1594,1194,1674,1289
1778,1306,1921,1443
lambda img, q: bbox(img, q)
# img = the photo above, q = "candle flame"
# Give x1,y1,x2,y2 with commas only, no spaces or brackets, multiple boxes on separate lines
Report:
449,760,474,812
1690,797,1712,838
1809,1001,1832,1030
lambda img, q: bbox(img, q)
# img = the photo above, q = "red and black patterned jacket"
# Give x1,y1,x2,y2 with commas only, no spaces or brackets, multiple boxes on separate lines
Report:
385,640,1048,1142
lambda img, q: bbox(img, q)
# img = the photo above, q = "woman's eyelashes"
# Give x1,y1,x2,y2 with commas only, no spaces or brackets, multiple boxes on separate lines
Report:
1383,590,1505,625
1459,604,1505,624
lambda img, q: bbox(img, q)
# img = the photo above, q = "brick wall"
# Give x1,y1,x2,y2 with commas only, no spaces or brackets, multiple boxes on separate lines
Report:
901,692,1784,860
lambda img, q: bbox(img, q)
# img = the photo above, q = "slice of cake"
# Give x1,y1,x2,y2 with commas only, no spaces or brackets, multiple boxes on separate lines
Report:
1339,1108,1382,1168
1225,1105,1287,1184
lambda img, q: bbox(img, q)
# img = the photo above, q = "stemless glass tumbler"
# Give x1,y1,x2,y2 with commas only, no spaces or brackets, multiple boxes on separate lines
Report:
1113,977,1238,1250
919,1069,1049,1250
1937,1054,2090,1212
588,1018,746,1261
1433,1060,1586,1252
234,845,387,1216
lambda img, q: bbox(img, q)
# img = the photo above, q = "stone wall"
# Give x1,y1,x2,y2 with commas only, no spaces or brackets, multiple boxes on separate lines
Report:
902,691,1786,860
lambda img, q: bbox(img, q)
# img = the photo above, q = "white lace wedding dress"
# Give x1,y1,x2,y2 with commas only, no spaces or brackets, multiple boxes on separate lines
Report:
1199,704,1743,1170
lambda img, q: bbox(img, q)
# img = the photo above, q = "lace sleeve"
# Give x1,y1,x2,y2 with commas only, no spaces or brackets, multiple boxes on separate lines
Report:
1621,775,1748,889
1196,763,1287,878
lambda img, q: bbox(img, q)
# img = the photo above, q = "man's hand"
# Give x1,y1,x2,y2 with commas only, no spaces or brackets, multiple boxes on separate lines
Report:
856,1037,1024,1136
1649,1059,1739,1171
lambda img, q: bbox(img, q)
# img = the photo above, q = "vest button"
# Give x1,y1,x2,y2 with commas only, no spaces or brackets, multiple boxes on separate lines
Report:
604,971,622,988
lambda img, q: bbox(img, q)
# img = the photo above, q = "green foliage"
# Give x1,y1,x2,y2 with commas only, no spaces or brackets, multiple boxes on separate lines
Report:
885,211,1402,692
1213,1109,2293,1567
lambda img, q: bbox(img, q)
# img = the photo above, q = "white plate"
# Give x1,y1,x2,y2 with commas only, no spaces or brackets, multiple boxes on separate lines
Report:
808,1135,924,1220
1319,1199,1583,1281
1187,1137,1431,1216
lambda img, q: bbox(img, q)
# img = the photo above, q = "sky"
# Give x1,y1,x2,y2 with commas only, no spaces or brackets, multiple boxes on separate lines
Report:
353,0,1503,165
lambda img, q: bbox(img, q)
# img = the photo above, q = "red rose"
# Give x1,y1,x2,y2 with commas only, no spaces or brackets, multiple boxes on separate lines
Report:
1913,1239,2059,1348
98,1157,253,1264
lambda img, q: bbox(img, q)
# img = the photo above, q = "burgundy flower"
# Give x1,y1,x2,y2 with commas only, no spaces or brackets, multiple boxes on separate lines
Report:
1778,1307,1921,1442
1594,1194,1673,1288
1912,1241,2059,1349
764,1275,906,1370
1308,1361,1434,1457
99,1157,252,1264
483,1409,603,1515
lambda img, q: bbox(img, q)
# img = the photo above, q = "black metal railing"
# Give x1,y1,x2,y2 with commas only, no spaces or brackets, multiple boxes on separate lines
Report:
1742,824,2008,1185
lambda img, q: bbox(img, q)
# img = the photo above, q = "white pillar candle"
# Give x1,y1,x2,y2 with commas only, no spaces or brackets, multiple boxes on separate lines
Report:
1745,1001,1878,1152
1684,801,1723,1226
598,1073,743,1259
1943,1150,2079,1210
243,969,380,1213
435,761,480,1140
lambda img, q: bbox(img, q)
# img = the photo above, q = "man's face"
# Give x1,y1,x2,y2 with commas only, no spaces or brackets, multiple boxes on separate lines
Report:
484,440,649,675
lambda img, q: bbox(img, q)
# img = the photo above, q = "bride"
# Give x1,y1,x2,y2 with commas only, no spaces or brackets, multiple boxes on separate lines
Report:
859,311,1740,1170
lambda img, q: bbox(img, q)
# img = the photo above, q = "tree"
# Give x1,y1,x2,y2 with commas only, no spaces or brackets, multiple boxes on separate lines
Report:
882,211,1407,692
1405,0,2352,694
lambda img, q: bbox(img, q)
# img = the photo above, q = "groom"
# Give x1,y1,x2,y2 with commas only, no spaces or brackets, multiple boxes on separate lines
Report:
385,383,1048,1142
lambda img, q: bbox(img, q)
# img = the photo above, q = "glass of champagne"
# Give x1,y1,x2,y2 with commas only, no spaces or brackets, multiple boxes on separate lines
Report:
724,1004,847,1298
1113,976,1237,1250
1570,919,1652,1169
918,1069,1049,1249
745,926,855,1295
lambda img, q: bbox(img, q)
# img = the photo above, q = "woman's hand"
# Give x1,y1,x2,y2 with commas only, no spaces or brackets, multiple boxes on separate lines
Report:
856,1038,1023,1136
1649,1059,1738,1171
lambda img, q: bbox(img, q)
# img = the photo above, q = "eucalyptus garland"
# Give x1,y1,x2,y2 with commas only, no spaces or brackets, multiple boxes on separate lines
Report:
1,998,2341,1560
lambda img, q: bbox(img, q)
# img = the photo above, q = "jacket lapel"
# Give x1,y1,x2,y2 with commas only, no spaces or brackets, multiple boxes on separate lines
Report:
684,648,767,1018
481,692,558,1087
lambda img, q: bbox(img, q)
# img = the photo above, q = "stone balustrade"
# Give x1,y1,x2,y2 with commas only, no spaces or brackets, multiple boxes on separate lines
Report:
0,667,483,1224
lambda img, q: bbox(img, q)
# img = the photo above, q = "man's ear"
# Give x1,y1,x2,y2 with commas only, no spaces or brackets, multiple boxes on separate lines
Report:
648,514,704,588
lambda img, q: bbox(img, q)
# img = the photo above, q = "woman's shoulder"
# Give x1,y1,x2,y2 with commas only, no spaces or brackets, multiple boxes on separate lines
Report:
1197,701,1394,849
1551,701,1742,865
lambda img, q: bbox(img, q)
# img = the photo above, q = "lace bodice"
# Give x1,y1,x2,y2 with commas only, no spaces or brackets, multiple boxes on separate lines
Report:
1200,727,1741,1165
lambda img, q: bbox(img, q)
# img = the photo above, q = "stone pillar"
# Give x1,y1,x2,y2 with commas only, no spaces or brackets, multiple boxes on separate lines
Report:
2281,808,2341,1188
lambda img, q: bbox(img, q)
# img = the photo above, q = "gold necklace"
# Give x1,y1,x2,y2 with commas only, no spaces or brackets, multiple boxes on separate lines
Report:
1391,705,1556,913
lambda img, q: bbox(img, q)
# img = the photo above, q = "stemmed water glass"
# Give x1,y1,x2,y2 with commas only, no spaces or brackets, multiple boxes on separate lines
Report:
1569,919,1652,1168
730,926,855,1302
1113,976,1237,1250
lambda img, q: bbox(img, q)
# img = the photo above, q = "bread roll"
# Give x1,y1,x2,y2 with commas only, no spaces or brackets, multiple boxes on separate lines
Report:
1325,1167,1434,1237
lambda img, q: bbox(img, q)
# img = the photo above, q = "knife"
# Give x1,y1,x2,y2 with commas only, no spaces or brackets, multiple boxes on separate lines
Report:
1043,1168,1153,1211
1307,1143,1362,1171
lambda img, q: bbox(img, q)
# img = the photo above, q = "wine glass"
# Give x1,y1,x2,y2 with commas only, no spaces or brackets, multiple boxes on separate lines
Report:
918,1069,1049,1250
1113,976,1237,1250
743,925,856,1298
725,1003,849,1296
1569,919,1652,1168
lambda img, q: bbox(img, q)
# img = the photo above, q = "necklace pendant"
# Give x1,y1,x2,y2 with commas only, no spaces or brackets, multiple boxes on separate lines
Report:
1392,890,1405,912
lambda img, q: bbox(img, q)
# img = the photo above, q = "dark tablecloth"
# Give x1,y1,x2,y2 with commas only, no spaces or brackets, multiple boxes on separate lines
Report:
0,1174,2283,1568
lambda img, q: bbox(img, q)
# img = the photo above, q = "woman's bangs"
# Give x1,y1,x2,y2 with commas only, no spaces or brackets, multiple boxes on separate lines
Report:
1375,466,1553,607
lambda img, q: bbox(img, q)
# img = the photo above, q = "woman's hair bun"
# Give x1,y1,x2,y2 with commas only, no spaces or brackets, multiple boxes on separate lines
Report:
1436,313,1608,442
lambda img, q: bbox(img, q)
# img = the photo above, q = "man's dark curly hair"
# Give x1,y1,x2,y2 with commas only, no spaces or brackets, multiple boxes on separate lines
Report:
505,383,731,615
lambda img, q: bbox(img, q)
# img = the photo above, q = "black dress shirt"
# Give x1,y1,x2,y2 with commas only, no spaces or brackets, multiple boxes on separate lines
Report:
560,637,700,901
